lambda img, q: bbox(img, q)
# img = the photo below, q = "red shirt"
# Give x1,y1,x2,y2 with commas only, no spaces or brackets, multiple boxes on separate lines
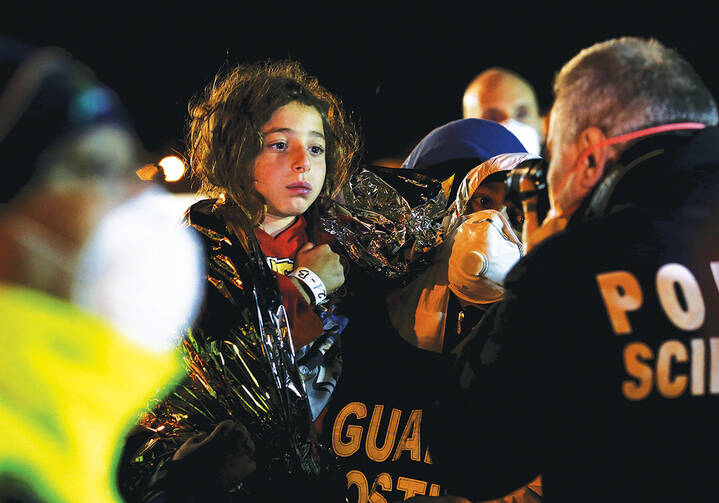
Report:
254,216,323,350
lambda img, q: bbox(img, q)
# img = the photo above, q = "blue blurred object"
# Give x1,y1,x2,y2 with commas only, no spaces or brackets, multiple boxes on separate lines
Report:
400,118,526,204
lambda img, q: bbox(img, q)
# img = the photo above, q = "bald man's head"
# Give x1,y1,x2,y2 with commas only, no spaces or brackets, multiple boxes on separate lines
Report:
463,67,544,141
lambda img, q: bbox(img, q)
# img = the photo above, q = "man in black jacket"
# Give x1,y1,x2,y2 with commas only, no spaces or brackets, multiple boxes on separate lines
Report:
425,36,719,503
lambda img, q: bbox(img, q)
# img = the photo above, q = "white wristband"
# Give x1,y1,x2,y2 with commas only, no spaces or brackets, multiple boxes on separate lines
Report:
288,266,328,306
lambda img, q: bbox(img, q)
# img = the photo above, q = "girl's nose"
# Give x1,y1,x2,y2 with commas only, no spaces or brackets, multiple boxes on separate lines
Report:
292,148,311,173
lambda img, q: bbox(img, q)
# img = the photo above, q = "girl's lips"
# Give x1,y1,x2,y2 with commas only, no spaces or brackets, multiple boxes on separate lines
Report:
286,182,312,194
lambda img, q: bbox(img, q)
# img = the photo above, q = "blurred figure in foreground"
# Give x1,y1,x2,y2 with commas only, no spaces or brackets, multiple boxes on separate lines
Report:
428,36,719,503
463,67,544,156
0,39,204,503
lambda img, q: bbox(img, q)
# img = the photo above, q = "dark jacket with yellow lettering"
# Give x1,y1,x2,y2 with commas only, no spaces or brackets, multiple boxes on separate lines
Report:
321,292,459,502
426,127,719,502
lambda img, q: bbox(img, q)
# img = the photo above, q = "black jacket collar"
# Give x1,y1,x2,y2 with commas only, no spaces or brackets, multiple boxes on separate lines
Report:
571,126,719,226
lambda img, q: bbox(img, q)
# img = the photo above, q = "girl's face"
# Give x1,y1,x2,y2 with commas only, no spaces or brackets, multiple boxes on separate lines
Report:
253,101,327,220
468,180,524,234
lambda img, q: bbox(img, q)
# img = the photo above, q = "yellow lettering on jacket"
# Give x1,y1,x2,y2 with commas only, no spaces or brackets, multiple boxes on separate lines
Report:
596,271,643,335
333,402,367,457
331,402,444,502
711,262,719,292
656,263,705,331
392,409,422,461
710,339,719,394
366,405,402,462
369,473,392,503
396,477,427,499
656,340,688,398
597,264,719,402
342,470,442,503
623,342,653,401
691,339,705,395
346,470,368,503
332,402,436,465
623,338,719,400
424,446,432,464
428,483,440,496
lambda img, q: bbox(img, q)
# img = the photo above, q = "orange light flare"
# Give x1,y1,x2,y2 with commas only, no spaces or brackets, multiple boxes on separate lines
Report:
135,163,159,181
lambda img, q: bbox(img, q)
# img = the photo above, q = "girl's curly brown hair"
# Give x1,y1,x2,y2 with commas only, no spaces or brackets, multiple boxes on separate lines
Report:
186,59,361,226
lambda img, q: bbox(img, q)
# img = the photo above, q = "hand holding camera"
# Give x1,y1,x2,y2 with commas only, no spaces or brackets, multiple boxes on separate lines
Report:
504,159,548,251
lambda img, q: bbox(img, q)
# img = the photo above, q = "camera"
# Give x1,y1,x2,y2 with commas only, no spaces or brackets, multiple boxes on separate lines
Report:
504,158,550,225
505,158,548,201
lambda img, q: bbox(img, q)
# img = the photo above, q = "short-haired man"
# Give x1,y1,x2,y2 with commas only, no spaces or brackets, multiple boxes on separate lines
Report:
427,36,719,503
462,67,544,155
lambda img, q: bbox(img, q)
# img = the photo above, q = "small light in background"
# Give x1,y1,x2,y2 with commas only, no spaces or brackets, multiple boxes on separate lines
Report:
136,163,159,181
158,156,186,182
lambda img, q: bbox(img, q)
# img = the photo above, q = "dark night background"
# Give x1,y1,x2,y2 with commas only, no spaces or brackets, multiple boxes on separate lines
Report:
3,5,716,174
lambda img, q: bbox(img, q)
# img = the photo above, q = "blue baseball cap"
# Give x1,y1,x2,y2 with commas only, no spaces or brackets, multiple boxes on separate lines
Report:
400,118,527,205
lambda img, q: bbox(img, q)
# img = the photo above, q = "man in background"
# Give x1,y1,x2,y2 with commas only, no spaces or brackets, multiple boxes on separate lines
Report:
462,67,544,156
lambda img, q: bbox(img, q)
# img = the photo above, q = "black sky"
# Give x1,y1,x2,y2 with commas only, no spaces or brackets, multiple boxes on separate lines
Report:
3,5,716,164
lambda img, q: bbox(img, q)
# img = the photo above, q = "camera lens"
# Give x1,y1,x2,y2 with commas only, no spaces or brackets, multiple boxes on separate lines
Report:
505,158,548,201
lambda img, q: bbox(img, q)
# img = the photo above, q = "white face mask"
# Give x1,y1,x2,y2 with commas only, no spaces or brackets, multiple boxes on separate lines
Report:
501,117,542,156
7,186,205,353
71,187,205,353
447,209,523,304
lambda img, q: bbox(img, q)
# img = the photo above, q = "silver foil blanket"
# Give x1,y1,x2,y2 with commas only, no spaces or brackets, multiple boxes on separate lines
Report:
320,165,447,282
125,199,341,500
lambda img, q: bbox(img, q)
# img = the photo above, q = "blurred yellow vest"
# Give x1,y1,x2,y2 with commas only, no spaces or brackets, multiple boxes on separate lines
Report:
0,284,182,503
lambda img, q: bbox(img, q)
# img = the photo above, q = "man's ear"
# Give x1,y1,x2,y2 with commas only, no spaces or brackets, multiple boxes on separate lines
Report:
577,126,611,190
540,113,549,142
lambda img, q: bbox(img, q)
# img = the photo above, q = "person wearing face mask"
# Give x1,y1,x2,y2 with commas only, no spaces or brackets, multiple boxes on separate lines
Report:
0,39,205,503
390,152,538,356
462,67,545,157
425,37,719,503
123,60,362,503
320,119,542,502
